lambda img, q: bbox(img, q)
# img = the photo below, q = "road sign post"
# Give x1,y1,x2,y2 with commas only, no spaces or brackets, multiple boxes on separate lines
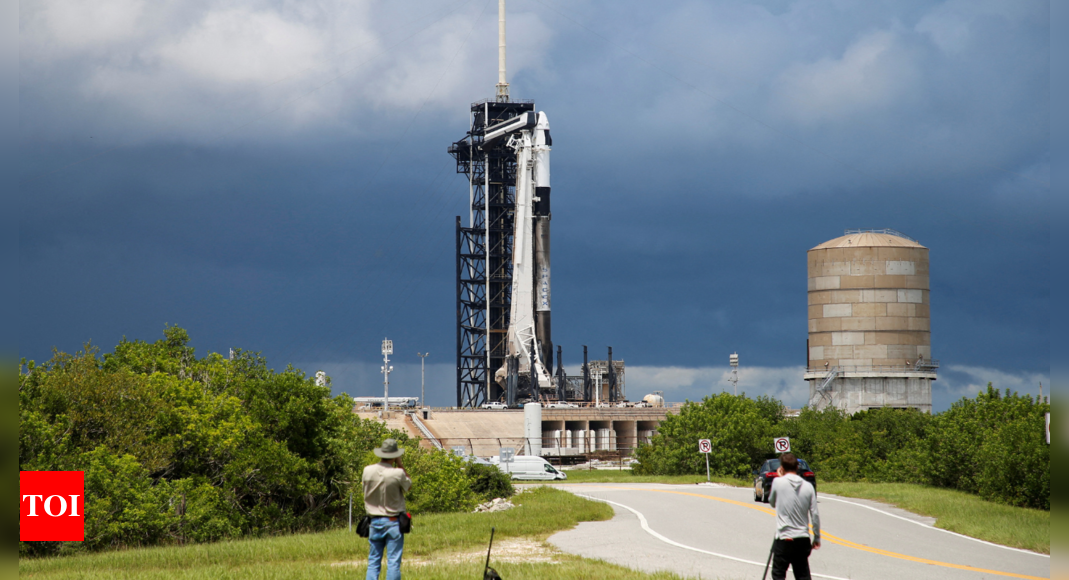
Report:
774,437,791,454
500,447,515,476
698,439,712,482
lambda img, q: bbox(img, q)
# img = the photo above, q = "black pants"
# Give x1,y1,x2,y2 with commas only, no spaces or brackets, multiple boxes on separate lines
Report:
771,537,812,580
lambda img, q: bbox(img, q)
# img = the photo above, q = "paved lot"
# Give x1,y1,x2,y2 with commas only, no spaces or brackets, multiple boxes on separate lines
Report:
547,483,1049,580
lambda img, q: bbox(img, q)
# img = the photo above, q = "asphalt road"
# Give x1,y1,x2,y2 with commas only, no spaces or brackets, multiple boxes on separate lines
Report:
546,483,1049,580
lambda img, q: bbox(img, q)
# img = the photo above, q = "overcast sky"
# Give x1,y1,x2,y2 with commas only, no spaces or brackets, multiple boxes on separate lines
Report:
18,0,1050,411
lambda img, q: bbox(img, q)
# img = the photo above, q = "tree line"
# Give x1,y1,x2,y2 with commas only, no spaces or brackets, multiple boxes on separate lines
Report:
633,387,1049,510
19,327,512,557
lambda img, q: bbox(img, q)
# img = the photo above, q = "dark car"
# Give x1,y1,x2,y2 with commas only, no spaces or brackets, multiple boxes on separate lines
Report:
753,458,816,503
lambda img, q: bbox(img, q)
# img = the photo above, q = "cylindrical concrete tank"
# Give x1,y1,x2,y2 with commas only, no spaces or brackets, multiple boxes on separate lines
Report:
524,403,542,456
596,428,611,451
574,430,587,453
807,231,931,369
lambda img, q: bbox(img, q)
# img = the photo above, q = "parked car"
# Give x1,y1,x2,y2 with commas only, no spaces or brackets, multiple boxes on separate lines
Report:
489,456,567,481
480,401,508,409
545,402,578,408
753,458,816,503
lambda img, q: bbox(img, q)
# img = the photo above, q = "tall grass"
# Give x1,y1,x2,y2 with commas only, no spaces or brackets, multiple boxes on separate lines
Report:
18,488,685,579
820,482,1049,554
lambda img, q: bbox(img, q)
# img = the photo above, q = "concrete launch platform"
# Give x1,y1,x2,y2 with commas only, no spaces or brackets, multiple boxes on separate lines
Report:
357,407,677,458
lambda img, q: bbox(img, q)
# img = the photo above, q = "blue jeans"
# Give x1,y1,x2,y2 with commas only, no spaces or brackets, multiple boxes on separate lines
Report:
366,518,404,580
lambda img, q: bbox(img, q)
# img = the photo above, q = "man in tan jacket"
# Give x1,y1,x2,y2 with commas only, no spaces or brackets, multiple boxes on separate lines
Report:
362,439,412,580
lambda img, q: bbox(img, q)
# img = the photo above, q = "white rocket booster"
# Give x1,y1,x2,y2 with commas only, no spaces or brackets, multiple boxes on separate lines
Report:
491,111,553,390
532,112,552,372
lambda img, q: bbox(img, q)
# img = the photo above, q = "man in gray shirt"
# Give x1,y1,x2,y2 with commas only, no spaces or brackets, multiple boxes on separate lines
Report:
768,453,820,580
362,439,412,580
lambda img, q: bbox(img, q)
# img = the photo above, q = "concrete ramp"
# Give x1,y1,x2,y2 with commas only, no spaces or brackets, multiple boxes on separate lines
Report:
355,412,423,441
421,410,525,458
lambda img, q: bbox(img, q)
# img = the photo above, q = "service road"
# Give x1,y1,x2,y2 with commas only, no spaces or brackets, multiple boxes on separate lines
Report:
546,483,1048,580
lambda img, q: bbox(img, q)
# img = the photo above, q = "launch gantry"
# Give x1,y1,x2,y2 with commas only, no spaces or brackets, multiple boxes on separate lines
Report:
449,0,560,408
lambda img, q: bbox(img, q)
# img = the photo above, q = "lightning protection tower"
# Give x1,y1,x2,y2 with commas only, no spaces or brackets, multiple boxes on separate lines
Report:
449,1,535,408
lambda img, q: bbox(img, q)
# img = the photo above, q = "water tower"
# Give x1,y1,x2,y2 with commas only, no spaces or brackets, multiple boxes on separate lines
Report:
805,229,937,413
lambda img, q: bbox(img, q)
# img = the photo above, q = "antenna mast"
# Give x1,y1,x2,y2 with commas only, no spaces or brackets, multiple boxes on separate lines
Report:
495,0,509,102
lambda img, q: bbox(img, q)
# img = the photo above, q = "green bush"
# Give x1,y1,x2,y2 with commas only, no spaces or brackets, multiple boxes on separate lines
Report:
466,461,515,501
922,385,1049,509
633,393,782,478
632,386,1048,510
784,406,932,482
395,447,478,514
81,446,173,552
18,326,478,558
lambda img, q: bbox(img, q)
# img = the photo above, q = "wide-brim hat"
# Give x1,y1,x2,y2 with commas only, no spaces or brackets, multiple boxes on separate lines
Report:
374,438,405,459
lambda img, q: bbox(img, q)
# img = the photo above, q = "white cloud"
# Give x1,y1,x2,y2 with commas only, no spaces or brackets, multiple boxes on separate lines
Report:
19,0,554,144
915,0,1046,55
773,29,919,126
914,5,972,54
297,360,1051,412
300,360,814,409
157,9,328,86
18,0,1046,197
295,360,459,407
23,0,147,56
939,364,1050,401
624,365,811,409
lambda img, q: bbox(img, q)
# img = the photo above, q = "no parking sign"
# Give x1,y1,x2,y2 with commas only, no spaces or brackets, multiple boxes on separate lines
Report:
774,437,791,453
698,439,713,481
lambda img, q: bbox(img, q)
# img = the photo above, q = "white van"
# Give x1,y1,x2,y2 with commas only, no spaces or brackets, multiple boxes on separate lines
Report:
490,456,567,481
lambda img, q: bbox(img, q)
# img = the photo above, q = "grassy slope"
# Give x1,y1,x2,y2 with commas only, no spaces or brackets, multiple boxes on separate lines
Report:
819,482,1049,554
18,488,685,580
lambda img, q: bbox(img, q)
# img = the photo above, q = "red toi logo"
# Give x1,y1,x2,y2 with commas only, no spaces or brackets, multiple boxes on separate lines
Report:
20,471,85,542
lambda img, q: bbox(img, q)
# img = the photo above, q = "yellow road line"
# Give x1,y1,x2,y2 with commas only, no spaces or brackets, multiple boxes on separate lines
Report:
574,486,1047,580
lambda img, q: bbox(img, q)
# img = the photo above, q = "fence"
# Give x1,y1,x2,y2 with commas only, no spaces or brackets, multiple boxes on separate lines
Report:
426,434,657,460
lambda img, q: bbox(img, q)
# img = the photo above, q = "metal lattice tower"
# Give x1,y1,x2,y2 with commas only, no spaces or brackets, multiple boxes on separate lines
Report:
450,99,535,407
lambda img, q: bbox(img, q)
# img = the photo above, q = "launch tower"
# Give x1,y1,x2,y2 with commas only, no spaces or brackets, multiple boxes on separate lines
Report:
450,98,534,407
450,1,555,407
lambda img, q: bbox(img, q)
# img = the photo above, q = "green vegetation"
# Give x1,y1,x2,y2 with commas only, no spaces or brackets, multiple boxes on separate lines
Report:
19,487,685,580
633,387,1049,510
555,469,748,487
19,326,511,558
821,482,1049,554
467,461,516,499
633,394,783,479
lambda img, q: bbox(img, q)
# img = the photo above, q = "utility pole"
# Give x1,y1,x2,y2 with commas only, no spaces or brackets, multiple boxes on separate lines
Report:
729,352,739,396
381,339,393,416
417,352,430,410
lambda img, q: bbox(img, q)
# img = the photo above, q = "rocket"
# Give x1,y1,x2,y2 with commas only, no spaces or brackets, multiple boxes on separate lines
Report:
533,112,552,373
486,110,554,391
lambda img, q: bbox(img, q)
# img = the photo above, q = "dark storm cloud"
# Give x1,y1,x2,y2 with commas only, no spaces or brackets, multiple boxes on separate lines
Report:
19,0,1049,410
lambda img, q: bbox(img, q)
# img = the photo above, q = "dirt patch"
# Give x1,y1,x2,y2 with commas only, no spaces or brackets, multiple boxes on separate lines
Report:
332,537,561,567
